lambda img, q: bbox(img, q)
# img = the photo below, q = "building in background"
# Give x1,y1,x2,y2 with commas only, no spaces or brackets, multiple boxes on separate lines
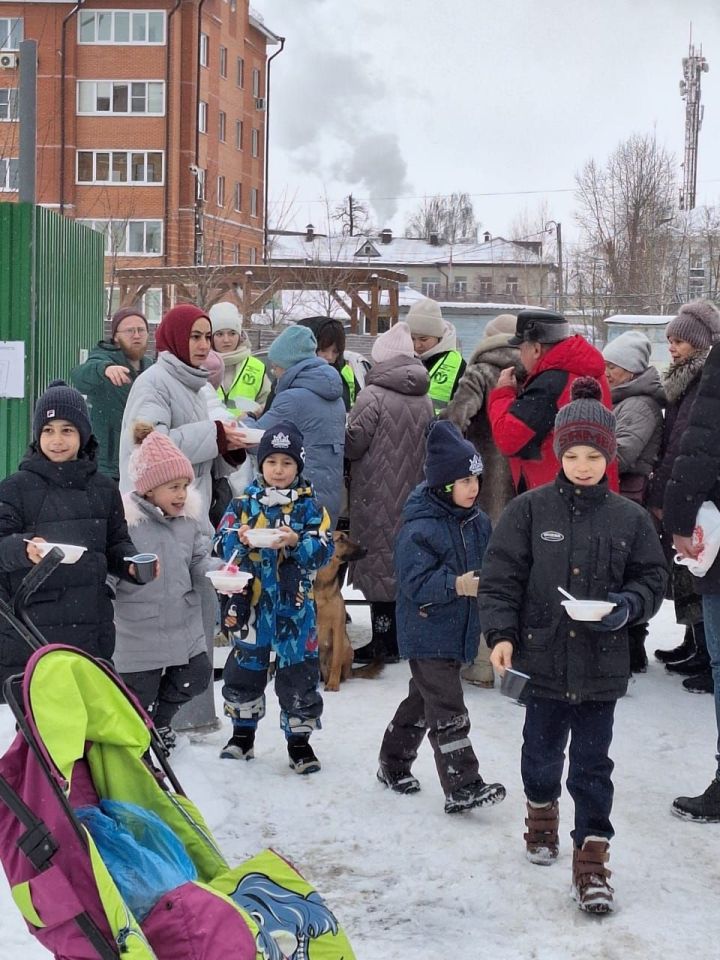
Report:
0,1,281,320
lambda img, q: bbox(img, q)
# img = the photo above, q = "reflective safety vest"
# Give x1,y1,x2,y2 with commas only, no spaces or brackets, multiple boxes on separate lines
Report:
219,355,266,407
341,363,357,406
427,350,462,413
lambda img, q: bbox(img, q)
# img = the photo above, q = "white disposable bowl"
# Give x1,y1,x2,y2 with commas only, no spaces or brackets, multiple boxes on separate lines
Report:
36,542,86,565
561,599,616,622
244,528,284,548
206,569,253,592
237,427,265,444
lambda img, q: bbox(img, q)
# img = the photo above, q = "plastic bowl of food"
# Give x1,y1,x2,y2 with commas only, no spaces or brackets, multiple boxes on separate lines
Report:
237,427,265,445
244,528,284,548
561,599,616,622
34,542,87,565
206,568,253,593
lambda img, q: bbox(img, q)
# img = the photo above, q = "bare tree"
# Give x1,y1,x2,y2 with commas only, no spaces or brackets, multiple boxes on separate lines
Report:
405,192,480,243
332,193,373,237
575,133,678,314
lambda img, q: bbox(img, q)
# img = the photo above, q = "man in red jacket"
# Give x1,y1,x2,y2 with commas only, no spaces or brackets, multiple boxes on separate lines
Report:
488,310,617,493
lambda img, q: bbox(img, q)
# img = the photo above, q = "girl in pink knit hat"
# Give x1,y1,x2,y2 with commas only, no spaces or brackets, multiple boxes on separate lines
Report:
113,422,220,753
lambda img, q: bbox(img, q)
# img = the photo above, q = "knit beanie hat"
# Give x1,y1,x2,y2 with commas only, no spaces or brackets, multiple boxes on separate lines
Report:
553,377,617,462
602,330,651,374
110,306,148,341
209,301,242,335
484,313,518,338
267,325,317,370
665,300,720,350
424,421,484,488
257,420,305,473
406,298,444,338
371,322,415,362
129,422,194,495
156,304,211,365
33,380,92,448
204,350,225,389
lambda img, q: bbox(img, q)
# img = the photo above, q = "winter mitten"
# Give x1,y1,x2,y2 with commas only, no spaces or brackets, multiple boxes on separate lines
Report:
589,591,642,632
455,571,480,597
278,557,303,608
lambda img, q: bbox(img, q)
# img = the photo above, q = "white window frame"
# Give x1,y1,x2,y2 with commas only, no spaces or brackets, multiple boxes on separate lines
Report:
453,276,467,295
421,277,440,297
251,127,259,158
218,110,226,142
78,10,165,45
236,57,244,88
217,174,225,207
251,67,261,98
219,45,227,78
0,18,23,51
199,32,209,67
198,100,208,134
505,276,519,295
233,181,242,212
231,242,240,264
250,187,258,218
249,247,257,265
477,277,493,296
105,286,163,324
0,88,18,121
77,219,163,257
235,119,243,150
76,150,164,185
0,157,19,192
77,80,165,116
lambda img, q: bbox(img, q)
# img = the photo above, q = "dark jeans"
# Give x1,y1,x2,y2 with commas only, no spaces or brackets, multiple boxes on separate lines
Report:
521,696,616,846
379,659,480,795
121,652,212,728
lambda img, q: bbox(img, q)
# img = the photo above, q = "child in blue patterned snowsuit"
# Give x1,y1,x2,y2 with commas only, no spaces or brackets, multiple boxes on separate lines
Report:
214,420,333,774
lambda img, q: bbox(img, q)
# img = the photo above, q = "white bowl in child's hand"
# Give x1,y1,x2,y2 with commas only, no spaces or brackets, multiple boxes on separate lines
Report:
561,599,616,622
236,427,265,445
244,528,284,548
33,541,87,564
206,569,253,594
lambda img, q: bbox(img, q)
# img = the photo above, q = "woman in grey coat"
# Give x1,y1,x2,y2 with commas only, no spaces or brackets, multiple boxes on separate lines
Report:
346,323,434,661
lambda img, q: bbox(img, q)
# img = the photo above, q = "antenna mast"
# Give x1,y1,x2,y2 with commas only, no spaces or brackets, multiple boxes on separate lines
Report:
679,28,709,211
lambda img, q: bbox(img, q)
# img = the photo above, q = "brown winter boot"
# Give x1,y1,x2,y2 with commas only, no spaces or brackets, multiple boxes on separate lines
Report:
524,800,559,865
572,837,614,914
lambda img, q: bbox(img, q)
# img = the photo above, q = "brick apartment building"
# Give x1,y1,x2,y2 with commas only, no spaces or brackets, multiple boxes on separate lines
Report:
0,1,281,320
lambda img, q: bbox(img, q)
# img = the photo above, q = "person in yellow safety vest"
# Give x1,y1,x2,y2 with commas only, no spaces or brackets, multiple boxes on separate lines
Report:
297,316,360,412
209,301,272,416
406,298,466,415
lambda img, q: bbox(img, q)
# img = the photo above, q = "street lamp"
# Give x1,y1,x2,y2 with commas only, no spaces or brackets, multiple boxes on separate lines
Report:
544,220,564,312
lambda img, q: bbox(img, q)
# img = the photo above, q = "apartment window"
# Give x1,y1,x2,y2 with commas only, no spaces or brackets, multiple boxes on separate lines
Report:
219,46,228,78
77,80,165,116
505,276,519,296
0,88,18,121
453,276,467,296
236,57,244,88
218,111,226,142
235,120,243,150
477,277,493,297
217,175,225,207
78,10,165,45
195,169,206,201
0,18,23,50
198,100,208,133
105,286,162,324
421,277,440,297
251,67,261,97
231,243,240,264
251,128,259,158
78,219,163,256
0,158,19,191
233,182,242,211
76,150,164,185
249,247,257,265
250,187,258,218
217,240,225,264
199,32,209,67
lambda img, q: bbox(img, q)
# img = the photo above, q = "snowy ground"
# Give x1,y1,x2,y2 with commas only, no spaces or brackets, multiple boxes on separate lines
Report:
0,598,717,959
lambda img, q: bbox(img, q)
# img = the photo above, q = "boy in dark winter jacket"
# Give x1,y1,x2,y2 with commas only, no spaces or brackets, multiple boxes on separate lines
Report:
0,381,140,694
377,421,506,814
214,421,334,774
481,378,667,915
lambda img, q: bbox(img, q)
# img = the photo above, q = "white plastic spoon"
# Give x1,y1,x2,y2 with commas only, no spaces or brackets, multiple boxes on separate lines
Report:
557,585,578,602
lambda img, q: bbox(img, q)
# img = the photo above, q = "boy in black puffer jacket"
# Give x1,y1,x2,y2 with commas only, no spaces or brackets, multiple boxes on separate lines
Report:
480,378,667,915
377,421,506,815
0,381,140,693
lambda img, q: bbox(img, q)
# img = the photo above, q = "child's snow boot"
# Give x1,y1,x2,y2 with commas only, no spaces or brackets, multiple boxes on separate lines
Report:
571,837,614,914
376,763,421,795
287,735,321,775
220,729,255,760
154,726,177,755
524,800,559,865
444,778,506,814
672,776,720,821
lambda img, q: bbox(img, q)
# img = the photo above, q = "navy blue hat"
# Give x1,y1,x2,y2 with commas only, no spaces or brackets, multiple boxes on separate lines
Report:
424,421,483,488
257,420,305,473
33,380,92,448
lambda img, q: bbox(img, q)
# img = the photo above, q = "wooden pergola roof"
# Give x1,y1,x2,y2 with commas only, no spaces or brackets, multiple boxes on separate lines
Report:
114,264,408,334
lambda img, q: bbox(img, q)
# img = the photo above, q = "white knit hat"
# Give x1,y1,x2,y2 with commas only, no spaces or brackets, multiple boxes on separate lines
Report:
371,322,415,362
406,298,444,338
602,330,652,374
209,301,242,334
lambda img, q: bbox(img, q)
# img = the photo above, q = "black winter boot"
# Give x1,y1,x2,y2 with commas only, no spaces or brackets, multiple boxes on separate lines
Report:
666,622,710,675
672,777,720,822
655,625,695,664
377,764,421,795
220,729,255,760
287,735,321,775
444,778,506,814
682,671,715,694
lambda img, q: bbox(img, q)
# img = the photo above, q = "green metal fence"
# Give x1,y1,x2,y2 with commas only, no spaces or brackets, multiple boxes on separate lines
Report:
0,203,103,478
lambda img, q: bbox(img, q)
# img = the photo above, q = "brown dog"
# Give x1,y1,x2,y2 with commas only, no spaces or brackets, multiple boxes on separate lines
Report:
316,531,381,691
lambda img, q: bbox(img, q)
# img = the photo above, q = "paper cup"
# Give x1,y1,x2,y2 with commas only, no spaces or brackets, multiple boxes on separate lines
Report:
500,667,530,700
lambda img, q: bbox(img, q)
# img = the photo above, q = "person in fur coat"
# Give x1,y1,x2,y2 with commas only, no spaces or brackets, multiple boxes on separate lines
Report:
113,423,217,754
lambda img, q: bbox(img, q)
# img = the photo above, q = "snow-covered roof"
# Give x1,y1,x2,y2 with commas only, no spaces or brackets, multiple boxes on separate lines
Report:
604,314,671,326
269,232,548,267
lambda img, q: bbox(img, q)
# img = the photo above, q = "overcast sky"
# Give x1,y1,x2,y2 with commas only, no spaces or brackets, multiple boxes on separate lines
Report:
258,0,720,250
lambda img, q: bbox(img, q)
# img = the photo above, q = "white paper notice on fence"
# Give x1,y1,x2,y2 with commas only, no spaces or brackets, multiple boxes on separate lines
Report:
0,342,25,398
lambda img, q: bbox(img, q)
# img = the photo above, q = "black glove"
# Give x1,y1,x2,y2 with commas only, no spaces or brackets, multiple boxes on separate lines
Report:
589,591,642,632
278,557,303,608
223,591,251,643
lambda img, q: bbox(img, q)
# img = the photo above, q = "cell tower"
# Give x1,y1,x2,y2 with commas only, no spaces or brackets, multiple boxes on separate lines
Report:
679,33,709,211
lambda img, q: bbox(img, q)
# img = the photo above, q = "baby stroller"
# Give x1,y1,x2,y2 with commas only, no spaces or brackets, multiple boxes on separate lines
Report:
0,550,355,960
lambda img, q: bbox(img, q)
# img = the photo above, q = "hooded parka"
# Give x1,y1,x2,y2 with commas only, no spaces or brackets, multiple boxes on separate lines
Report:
609,365,665,502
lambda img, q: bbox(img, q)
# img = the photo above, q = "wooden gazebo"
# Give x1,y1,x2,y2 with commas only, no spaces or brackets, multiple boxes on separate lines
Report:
114,264,408,335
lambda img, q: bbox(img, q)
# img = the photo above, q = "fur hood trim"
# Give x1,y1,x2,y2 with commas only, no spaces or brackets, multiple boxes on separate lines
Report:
663,351,707,405
123,485,204,526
